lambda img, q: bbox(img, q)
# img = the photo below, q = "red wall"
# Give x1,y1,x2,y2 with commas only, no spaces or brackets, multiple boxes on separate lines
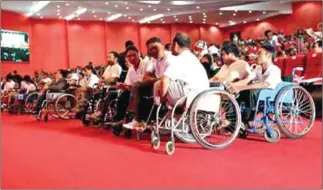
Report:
1,1,321,76
222,1,322,40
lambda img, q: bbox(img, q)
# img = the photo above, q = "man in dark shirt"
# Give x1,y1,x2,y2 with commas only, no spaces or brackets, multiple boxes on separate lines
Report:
118,40,134,71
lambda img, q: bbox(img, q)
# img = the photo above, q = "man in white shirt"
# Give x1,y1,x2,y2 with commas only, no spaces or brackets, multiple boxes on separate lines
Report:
20,75,36,94
154,32,209,110
84,65,100,88
123,37,174,131
101,51,122,84
228,44,282,127
106,46,148,137
3,75,15,92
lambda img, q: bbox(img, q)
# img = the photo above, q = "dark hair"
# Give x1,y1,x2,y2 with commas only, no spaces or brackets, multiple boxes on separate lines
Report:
13,70,18,74
172,32,191,48
125,45,139,55
261,44,276,61
23,75,31,82
78,72,85,78
165,43,171,50
146,37,161,47
125,40,134,48
6,74,13,81
109,51,119,59
264,30,272,37
59,69,69,78
201,53,213,64
221,42,240,57
316,40,322,48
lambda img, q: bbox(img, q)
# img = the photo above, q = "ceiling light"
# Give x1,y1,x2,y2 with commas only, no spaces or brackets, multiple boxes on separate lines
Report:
243,21,247,23
115,5,118,8
32,2,37,4
233,13,236,16
139,13,164,23
162,21,166,23
76,8,87,15
160,18,163,21
40,16,43,19
126,7,129,9
123,14,127,17
204,15,207,18
196,6,200,9
94,15,97,17
216,23,219,25
189,17,192,20
190,21,193,23
153,8,156,11
78,7,82,9
203,18,206,21
59,16,62,19
78,18,80,20
140,8,143,11
57,5,60,8
148,5,151,8
37,13,40,16
175,18,178,21
140,1,161,4
189,15,192,17
106,13,122,21
26,1,50,17
100,18,103,20
65,14,76,20
125,2,128,4
219,12,222,15
108,12,111,14
167,8,171,11
257,18,260,21
148,21,151,23
57,13,60,16
128,17,132,19
235,10,238,12
65,3,69,6
249,10,252,13
57,9,60,12
263,11,266,14
132,20,135,22
203,21,206,24
105,2,109,5
172,1,194,5
173,15,177,18
92,10,95,13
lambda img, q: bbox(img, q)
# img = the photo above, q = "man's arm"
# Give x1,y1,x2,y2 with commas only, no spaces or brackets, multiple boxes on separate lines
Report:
160,76,169,98
143,72,158,83
103,77,118,84
229,81,270,94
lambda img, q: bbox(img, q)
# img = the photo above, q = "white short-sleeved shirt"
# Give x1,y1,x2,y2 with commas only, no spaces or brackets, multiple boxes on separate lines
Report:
164,50,209,92
215,60,253,83
124,59,148,86
102,64,122,80
254,64,282,89
21,81,36,93
87,73,100,88
146,51,174,78
3,80,15,91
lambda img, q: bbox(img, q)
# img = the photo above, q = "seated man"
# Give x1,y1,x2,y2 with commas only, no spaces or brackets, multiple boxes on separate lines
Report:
154,32,209,114
105,45,148,136
92,51,122,122
122,37,174,130
228,44,282,128
34,69,69,117
9,75,36,110
210,42,254,86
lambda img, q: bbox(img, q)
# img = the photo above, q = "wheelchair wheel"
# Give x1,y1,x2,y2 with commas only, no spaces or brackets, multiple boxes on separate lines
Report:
55,94,77,120
105,99,118,122
189,88,242,150
25,92,40,113
174,121,196,144
275,85,316,139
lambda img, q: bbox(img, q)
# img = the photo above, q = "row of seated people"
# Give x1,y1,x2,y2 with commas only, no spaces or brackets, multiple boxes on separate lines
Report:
1,32,318,139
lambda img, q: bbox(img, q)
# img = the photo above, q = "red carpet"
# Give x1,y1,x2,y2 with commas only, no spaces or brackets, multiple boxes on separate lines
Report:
1,113,322,188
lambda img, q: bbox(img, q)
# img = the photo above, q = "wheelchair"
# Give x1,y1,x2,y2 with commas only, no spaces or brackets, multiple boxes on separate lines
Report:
37,89,77,122
150,81,315,155
24,91,41,113
8,90,40,114
81,84,119,127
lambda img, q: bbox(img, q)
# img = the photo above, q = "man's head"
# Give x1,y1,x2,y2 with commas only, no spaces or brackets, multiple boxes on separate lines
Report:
165,43,171,51
318,23,322,32
172,32,191,56
146,37,164,60
6,74,13,81
78,72,85,79
13,70,18,75
125,40,134,49
314,40,322,53
107,51,119,65
193,40,207,58
23,75,32,83
125,45,140,66
220,42,240,64
56,69,68,79
264,30,273,40
257,44,276,65
84,65,94,77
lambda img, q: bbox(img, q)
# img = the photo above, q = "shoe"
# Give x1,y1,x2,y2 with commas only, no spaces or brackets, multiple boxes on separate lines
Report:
123,120,140,130
124,129,132,139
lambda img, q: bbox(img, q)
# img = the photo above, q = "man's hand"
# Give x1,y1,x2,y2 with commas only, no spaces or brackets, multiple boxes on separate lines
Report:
228,86,242,94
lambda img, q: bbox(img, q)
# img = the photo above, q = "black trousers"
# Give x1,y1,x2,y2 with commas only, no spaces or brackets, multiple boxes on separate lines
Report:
36,90,48,113
101,89,119,121
133,83,154,122
113,91,131,122
236,89,260,122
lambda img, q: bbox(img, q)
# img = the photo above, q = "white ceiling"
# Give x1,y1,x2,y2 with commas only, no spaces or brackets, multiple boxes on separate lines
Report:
1,0,297,27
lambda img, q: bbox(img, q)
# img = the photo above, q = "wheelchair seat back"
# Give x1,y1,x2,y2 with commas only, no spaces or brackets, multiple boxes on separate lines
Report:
46,93,65,101
258,82,294,103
